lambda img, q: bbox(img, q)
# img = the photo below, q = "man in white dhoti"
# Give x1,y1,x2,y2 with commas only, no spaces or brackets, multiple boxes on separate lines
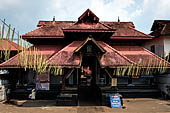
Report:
31,88,36,100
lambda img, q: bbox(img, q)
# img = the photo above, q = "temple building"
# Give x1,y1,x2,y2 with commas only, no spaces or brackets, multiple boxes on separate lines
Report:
0,9,169,105
144,20,170,57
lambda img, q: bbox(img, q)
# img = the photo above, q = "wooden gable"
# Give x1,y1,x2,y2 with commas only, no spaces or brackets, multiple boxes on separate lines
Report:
78,9,99,23
74,37,106,54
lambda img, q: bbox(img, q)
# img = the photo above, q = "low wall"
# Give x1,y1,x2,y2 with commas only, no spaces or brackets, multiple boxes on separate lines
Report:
156,74,170,97
0,85,6,101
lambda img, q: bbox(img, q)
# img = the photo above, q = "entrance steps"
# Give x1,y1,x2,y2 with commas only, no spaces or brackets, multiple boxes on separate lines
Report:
11,86,78,100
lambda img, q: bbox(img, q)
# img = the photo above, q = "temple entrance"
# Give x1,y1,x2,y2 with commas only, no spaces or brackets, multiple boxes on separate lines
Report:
78,56,100,106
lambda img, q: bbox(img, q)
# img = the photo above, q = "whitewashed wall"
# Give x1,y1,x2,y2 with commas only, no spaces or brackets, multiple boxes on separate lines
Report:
163,36,170,56
143,37,164,57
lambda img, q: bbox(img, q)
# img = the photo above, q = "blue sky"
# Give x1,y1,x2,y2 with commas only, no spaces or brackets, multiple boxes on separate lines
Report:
0,0,170,35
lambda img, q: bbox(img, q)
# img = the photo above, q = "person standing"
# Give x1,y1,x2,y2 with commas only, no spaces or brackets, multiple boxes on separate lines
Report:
84,66,92,86
31,88,36,100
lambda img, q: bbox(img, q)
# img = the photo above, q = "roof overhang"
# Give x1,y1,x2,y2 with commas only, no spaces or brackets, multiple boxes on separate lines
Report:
63,29,115,33
110,36,153,39
22,36,64,39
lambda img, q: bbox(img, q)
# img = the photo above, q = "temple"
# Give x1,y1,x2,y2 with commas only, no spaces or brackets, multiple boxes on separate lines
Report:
0,9,169,106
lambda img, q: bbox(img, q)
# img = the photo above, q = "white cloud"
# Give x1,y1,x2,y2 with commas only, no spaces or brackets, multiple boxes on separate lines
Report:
155,0,170,18
138,0,170,19
0,0,22,10
130,0,170,33
90,0,136,21
1,0,170,35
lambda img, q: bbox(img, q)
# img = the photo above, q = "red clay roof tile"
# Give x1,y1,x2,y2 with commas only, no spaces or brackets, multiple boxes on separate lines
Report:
22,21,152,39
47,41,83,67
0,45,63,68
112,46,169,67
98,42,135,67
63,22,113,30
48,40,134,68
1,41,169,68
22,21,75,38
0,39,23,51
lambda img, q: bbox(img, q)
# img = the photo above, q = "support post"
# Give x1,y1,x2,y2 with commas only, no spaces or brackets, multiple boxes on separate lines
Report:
111,78,118,90
77,68,79,85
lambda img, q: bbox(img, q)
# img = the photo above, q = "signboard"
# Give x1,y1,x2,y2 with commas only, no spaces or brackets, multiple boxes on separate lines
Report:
109,94,122,108
36,72,49,90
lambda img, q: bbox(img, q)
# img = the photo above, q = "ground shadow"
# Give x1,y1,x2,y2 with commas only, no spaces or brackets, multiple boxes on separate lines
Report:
18,100,57,107
166,104,170,106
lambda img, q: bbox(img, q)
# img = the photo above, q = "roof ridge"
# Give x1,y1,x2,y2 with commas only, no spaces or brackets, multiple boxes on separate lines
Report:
39,21,76,22
62,22,115,31
38,21,135,23
128,26,153,38
99,22,114,30
101,21,133,23
62,22,78,29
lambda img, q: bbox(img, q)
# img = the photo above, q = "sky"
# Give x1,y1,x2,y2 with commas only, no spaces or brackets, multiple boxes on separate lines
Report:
0,0,170,36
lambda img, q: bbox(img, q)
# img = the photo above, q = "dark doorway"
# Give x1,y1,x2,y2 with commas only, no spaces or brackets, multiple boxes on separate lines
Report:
78,56,100,106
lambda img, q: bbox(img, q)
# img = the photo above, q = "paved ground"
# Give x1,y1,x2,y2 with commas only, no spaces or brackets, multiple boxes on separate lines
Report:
0,98,170,113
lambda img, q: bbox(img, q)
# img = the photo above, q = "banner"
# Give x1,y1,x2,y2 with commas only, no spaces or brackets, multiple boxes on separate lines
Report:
36,72,49,90
111,78,117,87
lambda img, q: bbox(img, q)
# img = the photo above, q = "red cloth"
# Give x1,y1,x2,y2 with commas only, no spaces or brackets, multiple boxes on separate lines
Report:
83,68,92,74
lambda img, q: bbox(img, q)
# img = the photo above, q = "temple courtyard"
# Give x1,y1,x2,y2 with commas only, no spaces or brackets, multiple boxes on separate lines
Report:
0,98,170,113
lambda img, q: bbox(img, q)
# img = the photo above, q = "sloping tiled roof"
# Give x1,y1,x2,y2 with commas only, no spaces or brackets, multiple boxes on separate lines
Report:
112,46,170,67
22,21,75,38
37,21,75,27
22,9,152,39
102,22,153,39
48,40,134,68
98,42,134,67
0,39,23,51
62,22,115,32
22,21,152,39
0,45,63,68
1,41,169,68
150,20,170,36
47,41,83,67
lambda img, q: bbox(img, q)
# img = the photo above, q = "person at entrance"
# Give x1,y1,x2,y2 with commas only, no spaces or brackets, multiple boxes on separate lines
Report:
83,66,92,86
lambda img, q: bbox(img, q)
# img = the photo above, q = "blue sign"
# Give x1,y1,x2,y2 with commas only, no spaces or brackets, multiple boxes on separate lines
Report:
110,94,122,108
